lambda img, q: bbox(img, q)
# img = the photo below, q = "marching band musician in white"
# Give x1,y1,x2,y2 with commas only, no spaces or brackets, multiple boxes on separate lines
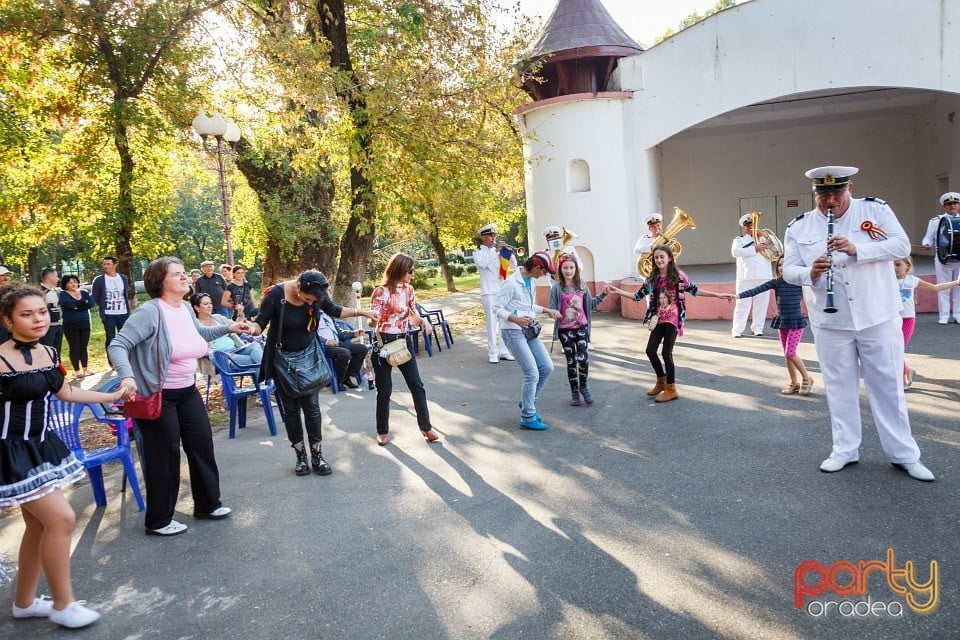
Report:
731,213,773,337
474,223,516,364
632,213,663,258
920,191,960,324
782,165,934,482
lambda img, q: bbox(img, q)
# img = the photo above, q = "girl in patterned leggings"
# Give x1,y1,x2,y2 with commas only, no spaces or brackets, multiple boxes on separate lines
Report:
738,257,814,395
549,255,606,406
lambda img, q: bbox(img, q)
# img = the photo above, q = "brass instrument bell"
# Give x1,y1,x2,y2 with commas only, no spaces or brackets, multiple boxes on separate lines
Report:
749,210,784,262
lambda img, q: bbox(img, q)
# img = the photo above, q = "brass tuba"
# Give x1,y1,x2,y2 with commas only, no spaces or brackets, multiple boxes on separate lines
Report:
637,207,696,277
554,227,578,264
749,210,784,262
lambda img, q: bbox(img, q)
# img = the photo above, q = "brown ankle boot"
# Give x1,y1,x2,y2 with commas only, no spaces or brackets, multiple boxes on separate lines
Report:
646,376,667,396
655,383,678,403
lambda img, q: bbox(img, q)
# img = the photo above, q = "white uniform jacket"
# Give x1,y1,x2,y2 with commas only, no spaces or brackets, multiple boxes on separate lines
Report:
731,234,773,283
782,197,908,331
474,244,515,295
920,213,958,248
633,234,655,256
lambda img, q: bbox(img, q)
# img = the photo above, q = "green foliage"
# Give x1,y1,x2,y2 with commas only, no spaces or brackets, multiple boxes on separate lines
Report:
655,0,739,44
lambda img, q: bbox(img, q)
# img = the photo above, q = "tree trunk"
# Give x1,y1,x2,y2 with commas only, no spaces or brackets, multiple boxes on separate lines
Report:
112,101,138,304
427,223,456,293
317,0,376,306
233,138,339,289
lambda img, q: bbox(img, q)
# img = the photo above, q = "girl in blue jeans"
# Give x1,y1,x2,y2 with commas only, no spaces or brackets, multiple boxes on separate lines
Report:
494,252,562,430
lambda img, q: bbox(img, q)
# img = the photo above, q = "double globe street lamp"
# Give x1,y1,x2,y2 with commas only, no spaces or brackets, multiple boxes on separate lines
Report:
192,111,241,265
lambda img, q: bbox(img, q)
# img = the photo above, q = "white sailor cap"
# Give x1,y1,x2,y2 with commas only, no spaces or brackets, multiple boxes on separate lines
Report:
738,213,753,227
543,225,562,240
478,223,497,235
805,166,859,192
645,213,663,226
940,192,960,205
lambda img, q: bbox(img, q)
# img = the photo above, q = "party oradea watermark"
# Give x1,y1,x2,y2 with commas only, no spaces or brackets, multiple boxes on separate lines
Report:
794,548,938,618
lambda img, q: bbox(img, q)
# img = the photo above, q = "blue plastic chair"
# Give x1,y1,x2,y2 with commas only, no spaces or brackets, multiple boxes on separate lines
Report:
408,326,433,357
319,342,339,394
47,396,145,511
211,350,278,439
416,303,453,350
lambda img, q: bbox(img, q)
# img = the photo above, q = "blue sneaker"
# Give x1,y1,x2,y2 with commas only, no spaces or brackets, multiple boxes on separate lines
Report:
580,387,594,405
520,417,549,430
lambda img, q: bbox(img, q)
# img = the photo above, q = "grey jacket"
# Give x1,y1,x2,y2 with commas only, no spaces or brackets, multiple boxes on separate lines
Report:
108,299,230,395
548,282,605,341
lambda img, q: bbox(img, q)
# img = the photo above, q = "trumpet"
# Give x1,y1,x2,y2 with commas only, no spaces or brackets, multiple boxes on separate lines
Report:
637,207,696,277
497,239,525,257
749,210,784,262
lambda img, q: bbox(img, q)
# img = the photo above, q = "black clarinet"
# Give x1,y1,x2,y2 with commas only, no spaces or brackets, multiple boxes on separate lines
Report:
824,207,838,313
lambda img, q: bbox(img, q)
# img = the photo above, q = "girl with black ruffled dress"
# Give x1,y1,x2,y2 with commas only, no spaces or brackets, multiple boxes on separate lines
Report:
0,285,123,629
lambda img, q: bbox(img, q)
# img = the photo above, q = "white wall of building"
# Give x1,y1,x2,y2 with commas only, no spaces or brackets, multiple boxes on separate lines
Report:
518,94,635,281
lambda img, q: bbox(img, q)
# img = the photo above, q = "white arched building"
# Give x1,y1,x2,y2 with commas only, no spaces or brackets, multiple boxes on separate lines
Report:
516,0,960,317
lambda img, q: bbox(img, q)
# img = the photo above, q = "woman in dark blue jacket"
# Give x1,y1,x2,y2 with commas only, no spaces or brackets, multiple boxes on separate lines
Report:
58,275,95,378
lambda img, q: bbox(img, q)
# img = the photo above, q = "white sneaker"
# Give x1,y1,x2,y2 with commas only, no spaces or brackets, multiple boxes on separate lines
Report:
488,356,499,364
819,456,857,473
499,353,515,361
752,331,764,336
146,520,188,536
938,319,949,325
893,461,935,482
12,595,53,618
49,601,101,628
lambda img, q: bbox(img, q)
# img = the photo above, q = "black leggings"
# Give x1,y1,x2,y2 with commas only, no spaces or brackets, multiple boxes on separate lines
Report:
557,327,589,392
276,387,322,447
63,326,90,371
646,323,678,383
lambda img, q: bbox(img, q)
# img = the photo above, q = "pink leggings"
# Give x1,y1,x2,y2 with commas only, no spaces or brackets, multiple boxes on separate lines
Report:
901,317,916,375
778,328,805,358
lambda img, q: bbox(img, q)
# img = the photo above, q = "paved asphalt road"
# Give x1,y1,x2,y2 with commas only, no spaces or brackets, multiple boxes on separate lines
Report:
1,304,958,639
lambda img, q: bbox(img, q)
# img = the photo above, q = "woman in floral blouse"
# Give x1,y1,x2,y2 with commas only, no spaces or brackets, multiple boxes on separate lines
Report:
369,253,438,446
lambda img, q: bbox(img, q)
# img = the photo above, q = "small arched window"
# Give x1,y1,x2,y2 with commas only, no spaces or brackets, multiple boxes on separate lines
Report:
567,159,591,193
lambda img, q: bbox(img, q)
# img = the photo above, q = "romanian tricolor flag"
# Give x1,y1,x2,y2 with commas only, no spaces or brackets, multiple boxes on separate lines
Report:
499,246,514,280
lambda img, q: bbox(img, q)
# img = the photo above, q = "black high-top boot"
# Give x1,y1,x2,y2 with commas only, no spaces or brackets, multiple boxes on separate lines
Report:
293,445,310,476
311,444,332,475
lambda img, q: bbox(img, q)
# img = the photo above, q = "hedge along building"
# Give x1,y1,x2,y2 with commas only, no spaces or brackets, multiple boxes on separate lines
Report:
514,0,960,318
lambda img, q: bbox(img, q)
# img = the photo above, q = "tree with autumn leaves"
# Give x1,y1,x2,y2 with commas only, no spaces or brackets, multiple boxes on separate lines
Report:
0,0,534,301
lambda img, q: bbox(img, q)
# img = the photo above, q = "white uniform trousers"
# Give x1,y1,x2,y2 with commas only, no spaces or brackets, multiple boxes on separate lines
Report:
811,318,922,464
732,278,770,335
481,293,509,359
933,259,960,321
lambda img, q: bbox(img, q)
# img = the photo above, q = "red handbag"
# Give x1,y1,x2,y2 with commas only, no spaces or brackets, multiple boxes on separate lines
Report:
121,307,165,420
122,391,162,420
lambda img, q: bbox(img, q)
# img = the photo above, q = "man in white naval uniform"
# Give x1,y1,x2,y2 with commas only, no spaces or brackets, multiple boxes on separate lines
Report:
920,191,960,324
632,213,663,260
731,213,773,337
474,223,516,363
783,166,934,482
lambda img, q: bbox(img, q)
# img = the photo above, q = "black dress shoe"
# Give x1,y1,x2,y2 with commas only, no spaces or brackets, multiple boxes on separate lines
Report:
340,378,360,389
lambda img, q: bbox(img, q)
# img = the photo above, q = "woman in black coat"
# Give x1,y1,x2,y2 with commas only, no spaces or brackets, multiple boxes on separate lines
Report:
248,271,375,476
